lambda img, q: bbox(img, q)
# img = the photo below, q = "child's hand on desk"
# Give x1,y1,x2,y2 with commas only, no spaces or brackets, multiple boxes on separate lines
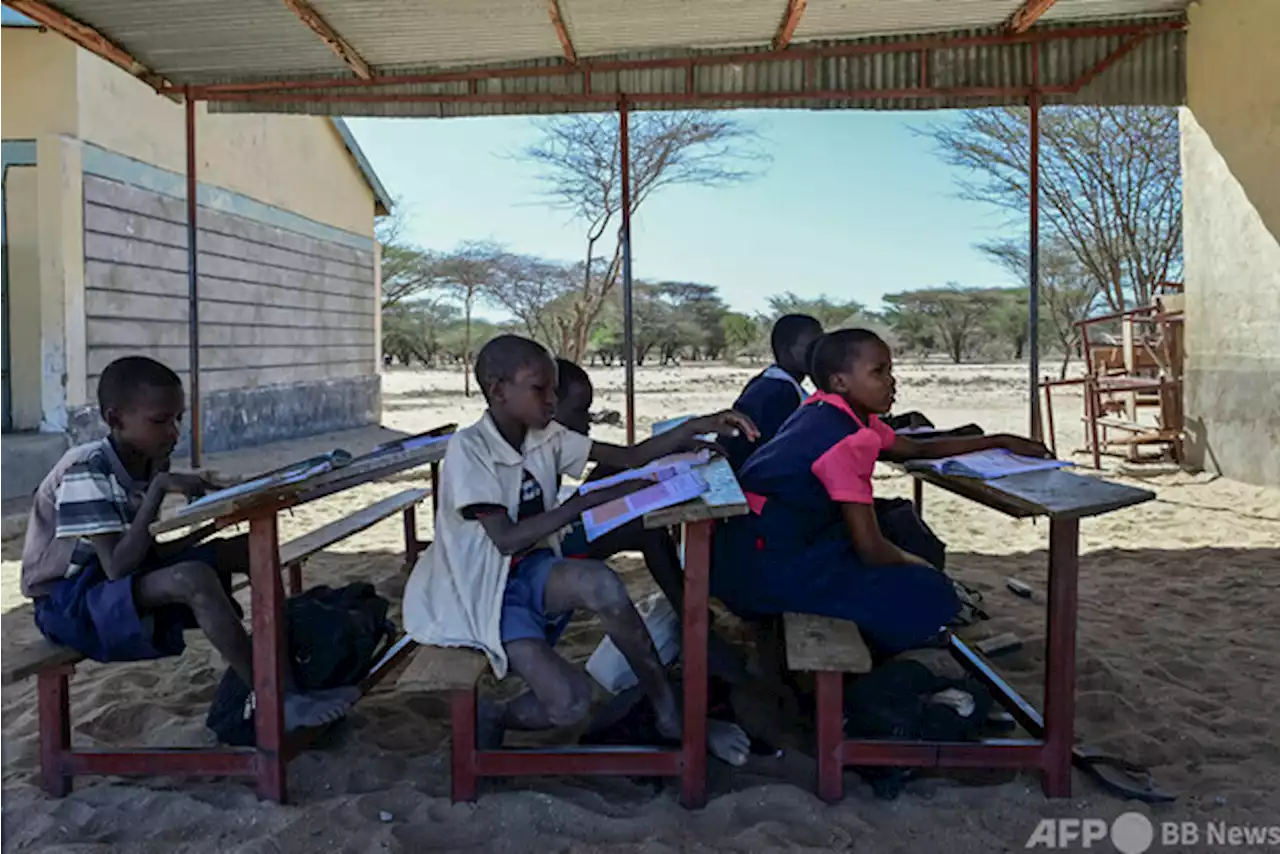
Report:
996,435,1053,459
158,471,216,499
678,410,760,453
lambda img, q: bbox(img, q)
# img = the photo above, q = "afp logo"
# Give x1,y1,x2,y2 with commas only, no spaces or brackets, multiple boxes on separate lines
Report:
1026,814,1154,854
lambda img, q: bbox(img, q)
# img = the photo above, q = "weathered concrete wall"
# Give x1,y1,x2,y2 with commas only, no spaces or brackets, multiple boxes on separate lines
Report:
1181,0,1280,487
4,163,41,430
75,49,375,237
76,168,379,450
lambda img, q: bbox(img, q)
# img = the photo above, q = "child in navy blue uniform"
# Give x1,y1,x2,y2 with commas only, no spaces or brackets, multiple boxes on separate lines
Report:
720,314,822,470
713,329,1050,655
21,356,356,730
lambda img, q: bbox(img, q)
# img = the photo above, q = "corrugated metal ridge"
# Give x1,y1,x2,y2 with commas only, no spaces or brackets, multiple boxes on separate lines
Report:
206,16,1185,118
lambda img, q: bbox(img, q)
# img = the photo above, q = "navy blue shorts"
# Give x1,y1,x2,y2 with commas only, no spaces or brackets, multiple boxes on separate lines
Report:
33,542,232,663
500,549,573,646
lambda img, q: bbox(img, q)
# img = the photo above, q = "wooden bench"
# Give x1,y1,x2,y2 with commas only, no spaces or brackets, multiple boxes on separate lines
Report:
781,613,874,802
2,487,432,796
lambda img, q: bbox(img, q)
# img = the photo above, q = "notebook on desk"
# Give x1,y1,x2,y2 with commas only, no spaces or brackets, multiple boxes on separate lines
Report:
908,448,1071,480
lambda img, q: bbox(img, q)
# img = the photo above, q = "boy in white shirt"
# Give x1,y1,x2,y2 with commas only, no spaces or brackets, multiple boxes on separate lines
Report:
404,335,756,748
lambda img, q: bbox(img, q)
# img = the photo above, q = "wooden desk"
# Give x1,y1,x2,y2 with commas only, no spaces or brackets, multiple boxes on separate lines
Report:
445,453,747,809
818,466,1153,800
137,438,451,803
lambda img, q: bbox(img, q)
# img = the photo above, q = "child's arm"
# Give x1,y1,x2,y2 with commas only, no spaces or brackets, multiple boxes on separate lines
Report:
589,411,759,471
839,503,932,568
88,472,212,580
472,481,650,556
890,432,1050,461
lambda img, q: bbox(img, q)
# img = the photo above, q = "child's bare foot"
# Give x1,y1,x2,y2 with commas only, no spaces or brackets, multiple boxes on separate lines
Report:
283,686,360,730
708,720,750,766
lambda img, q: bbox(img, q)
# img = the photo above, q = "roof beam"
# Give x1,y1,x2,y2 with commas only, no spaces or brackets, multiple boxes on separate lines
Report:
773,0,807,50
546,0,577,64
1008,0,1059,33
280,0,372,79
6,0,171,91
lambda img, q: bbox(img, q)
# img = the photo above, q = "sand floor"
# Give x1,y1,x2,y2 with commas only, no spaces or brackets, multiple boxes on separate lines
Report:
3,362,1278,853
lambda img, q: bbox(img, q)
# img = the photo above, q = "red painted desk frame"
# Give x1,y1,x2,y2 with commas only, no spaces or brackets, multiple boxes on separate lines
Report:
37,442,448,803
443,429,745,808
812,468,1153,802
449,517,714,808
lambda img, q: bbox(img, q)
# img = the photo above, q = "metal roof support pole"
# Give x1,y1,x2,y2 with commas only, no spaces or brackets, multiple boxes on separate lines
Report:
1027,43,1042,441
618,94,636,446
185,91,203,467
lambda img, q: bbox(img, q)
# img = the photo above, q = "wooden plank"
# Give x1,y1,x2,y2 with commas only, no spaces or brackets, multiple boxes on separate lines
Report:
280,488,428,565
644,456,748,528
784,613,872,674
397,644,488,692
153,434,453,534
906,468,1154,521
2,639,83,685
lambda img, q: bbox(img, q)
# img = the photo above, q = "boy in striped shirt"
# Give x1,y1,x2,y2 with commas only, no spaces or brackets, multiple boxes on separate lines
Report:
20,356,354,729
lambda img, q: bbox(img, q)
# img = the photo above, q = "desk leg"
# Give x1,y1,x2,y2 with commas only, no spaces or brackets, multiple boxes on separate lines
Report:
249,512,288,803
912,479,924,516
1042,518,1080,797
680,520,710,809
431,463,440,517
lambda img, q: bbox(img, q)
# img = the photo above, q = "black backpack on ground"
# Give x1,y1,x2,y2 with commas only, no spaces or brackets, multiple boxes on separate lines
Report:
843,658,995,799
206,583,395,746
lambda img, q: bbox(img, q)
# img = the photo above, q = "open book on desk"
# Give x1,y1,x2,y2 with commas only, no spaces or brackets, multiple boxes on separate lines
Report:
907,448,1071,480
578,450,712,496
184,450,350,511
582,468,709,542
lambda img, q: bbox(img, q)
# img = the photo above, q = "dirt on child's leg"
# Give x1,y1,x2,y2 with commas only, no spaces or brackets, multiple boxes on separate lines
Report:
544,559,682,741
502,638,594,730
135,561,253,684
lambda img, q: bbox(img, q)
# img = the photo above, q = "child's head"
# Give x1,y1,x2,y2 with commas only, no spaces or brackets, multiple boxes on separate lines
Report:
553,358,593,436
97,356,185,461
771,314,824,378
475,335,557,429
809,329,896,415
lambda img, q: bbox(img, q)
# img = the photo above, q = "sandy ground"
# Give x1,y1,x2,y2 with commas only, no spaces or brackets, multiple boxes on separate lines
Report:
3,361,1279,853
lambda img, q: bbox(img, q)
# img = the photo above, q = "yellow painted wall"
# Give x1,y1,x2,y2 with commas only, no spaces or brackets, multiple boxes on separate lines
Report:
1182,0,1280,486
74,50,375,237
0,29,79,138
5,168,42,430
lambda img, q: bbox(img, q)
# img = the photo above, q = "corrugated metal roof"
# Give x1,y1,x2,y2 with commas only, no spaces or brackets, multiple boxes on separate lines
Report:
25,1,1189,115
202,20,1185,118
312,0,562,69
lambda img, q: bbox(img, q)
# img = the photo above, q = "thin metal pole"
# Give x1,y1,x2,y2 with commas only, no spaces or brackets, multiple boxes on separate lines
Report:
185,91,202,467
1028,43,1042,441
619,95,636,446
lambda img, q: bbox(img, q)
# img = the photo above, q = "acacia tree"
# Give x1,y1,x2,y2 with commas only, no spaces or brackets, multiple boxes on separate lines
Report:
435,241,503,396
483,252,575,348
884,285,996,364
982,236,1103,377
522,111,765,361
926,106,1181,312
376,210,440,308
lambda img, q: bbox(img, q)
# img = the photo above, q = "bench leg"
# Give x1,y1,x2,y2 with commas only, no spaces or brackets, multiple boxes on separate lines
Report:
286,561,303,597
38,666,73,797
1042,519,1080,798
450,687,479,802
403,505,420,567
814,671,845,803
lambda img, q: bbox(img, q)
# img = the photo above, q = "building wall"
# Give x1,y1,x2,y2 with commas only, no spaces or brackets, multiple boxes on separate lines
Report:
4,165,40,430
75,49,374,238
1181,0,1280,487
2,26,383,452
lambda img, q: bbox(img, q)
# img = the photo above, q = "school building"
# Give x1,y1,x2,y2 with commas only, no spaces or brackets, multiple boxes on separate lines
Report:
1,18,392,501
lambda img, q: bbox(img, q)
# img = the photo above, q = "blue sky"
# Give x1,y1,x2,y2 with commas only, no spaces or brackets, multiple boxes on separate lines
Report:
347,110,1021,316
